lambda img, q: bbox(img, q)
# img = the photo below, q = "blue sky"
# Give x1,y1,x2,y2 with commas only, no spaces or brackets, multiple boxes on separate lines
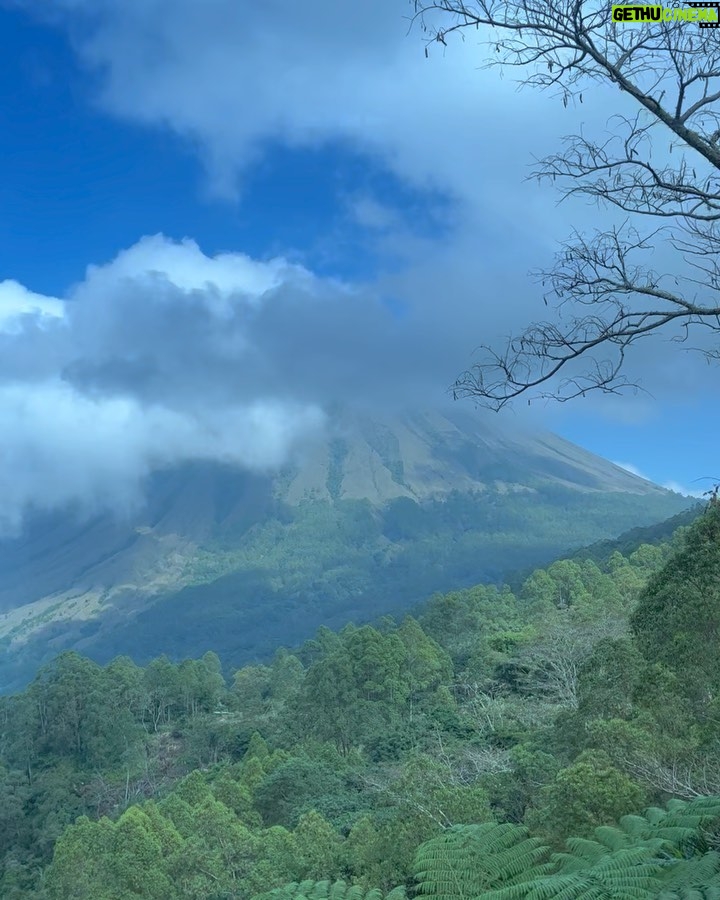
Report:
0,6,448,290
0,0,716,529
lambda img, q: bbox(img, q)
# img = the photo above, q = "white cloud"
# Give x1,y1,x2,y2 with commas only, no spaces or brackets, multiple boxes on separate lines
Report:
0,232,714,533
0,230,541,532
0,379,324,534
3,0,718,532
0,280,64,334
613,461,646,479
346,195,402,232
83,234,303,301
30,0,600,227
613,462,703,498
0,236,333,533
26,0,718,412
661,481,704,498
0,229,553,532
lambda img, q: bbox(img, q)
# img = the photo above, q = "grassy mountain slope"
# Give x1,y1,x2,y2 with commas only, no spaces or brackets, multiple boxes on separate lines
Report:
0,408,693,691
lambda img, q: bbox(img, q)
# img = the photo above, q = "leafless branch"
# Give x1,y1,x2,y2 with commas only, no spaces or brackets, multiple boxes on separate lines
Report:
619,750,720,799
411,0,720,407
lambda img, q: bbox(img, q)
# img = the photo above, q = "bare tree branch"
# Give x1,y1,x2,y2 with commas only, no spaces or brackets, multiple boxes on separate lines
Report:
411,0,720,407
618,749,720,800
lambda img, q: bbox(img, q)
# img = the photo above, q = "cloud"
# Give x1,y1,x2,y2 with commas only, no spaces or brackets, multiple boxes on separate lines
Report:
0,228,567,532
0,280,64,333
661,481,704,499
345,195,402,232
0,379,323,534
3,0,719,532
26,0,597,221
613,462,702,498
25,0,718,391
0,233,714,538
613,461,646,479
0,236,335,533
0,232,533,532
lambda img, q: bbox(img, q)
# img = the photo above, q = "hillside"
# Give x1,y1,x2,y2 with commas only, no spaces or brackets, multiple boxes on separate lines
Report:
274,408,667,504
0,407,692,691
3,503,720,900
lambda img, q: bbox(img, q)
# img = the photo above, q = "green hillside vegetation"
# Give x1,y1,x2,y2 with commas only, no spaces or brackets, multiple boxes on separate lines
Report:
2,503,719,898
0,485,692,695
0,409,692,694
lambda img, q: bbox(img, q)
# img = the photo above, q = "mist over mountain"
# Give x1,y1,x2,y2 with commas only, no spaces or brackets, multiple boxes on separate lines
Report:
0,407,691,691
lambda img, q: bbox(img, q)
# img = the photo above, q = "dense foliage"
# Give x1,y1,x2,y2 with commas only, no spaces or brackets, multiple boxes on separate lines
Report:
0,488,691,694
1,505,719,898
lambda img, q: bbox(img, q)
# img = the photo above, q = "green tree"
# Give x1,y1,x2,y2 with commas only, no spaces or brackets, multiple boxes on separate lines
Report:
45,815,115,900
396,617,453,719
31,652,110,766
525,750,647,842
344,627,407,706
576,638,645,722
292,810,344,880
295,626,410,754
108,806,174,899
631,506,720,705
254,756,358,828
421,584,520,669
296,652,360,754
143,656,183,732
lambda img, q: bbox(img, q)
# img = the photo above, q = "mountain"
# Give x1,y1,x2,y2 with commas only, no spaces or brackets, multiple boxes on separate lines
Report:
275,407,671,502
0,407,692,691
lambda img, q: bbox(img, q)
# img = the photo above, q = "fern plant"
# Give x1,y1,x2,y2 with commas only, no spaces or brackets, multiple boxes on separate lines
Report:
656,850,720,899
413,796,720,900
414,822,554,899
252,879,407,900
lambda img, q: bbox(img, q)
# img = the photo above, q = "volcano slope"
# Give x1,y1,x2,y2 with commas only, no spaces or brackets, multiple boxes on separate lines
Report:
0,408,692,690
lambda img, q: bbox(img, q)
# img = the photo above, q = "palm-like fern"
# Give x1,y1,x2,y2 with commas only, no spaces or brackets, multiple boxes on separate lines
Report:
657,851,720,899
252,879,407,900
414,822,554,899
413,796,720,900
617,798,720,853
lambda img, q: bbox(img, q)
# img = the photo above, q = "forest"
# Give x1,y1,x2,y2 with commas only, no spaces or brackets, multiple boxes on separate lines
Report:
0,484,689,696
1,0,719,895
2,503,720,898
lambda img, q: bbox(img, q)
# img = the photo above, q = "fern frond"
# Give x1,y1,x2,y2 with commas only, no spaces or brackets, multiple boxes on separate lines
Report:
657,849,720,898
414,823,552,899
251,880,406,900
317,881,336,900
360,889,382,900
386,889,408,900
412,795,720,900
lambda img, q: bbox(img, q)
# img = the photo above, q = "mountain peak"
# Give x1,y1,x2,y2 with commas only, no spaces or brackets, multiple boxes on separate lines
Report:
278,406,669,506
